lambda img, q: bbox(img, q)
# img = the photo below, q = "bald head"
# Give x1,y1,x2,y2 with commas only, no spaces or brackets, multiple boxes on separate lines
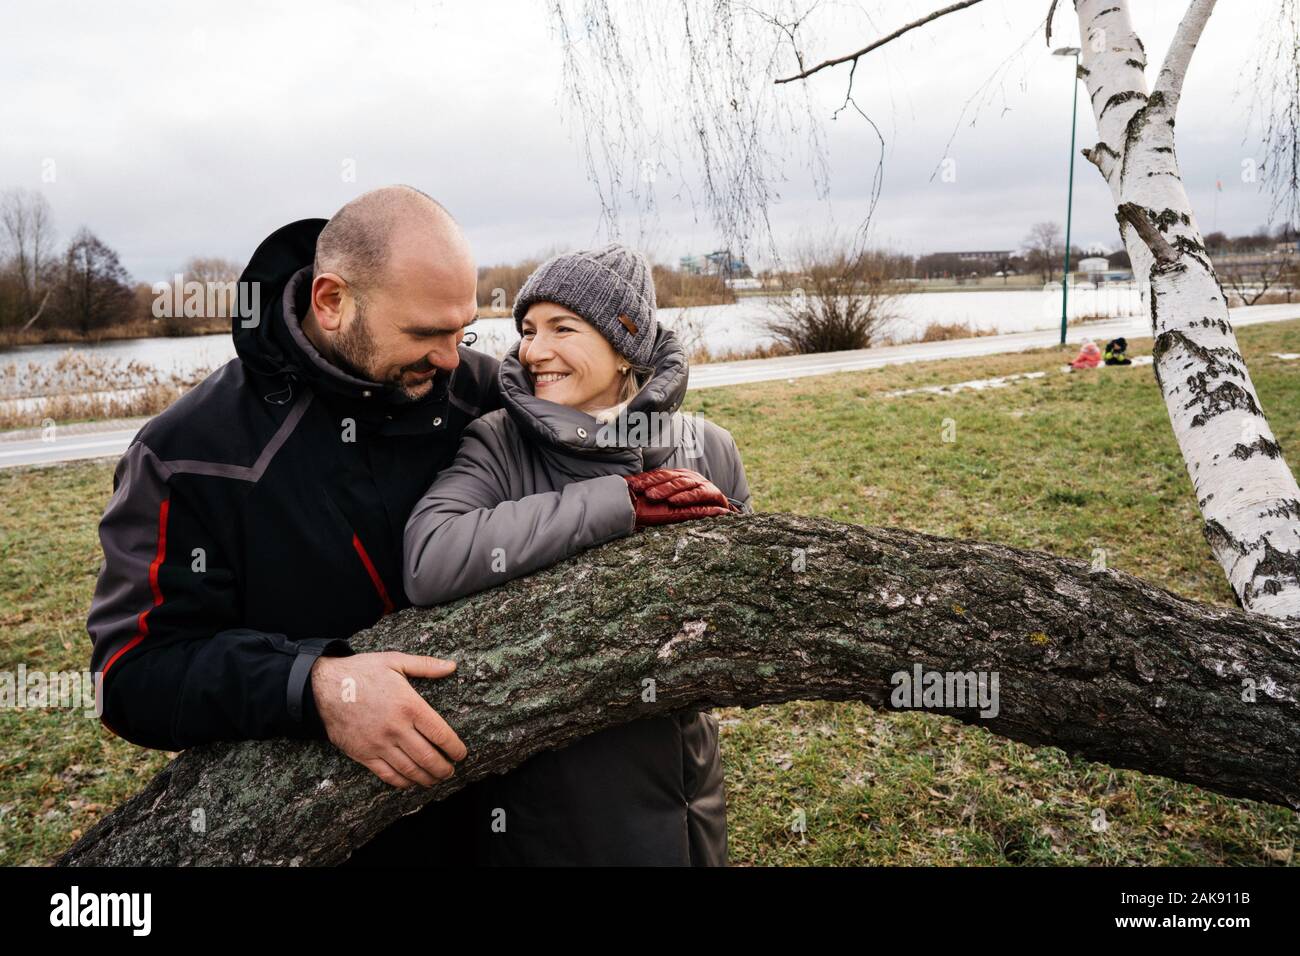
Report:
304,185,479,398
314,185,471,302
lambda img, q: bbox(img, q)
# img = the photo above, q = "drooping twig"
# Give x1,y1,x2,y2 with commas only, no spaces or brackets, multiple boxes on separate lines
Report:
775,0,987,84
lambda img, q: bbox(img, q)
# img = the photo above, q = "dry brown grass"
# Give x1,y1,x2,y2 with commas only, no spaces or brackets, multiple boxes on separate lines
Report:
665,314,793,365
0,351,213,430
652,266,736,308
906,321,1001,343
1225,290,1300,308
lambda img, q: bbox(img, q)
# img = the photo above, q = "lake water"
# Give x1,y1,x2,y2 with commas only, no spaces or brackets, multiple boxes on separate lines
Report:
2,285,1144,379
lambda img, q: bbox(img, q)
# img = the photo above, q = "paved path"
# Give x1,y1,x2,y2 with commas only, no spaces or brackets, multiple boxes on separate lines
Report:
4,303,1297,469
689,302,1300,389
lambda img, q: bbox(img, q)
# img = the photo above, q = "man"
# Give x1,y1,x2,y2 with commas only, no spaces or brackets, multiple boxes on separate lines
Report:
87,186,498,803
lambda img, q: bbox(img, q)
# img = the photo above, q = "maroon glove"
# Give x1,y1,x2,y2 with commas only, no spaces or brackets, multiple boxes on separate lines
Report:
623,468,736,528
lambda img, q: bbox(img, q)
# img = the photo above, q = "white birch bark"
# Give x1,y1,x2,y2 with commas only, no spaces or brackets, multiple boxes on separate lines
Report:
1076,0,1300,618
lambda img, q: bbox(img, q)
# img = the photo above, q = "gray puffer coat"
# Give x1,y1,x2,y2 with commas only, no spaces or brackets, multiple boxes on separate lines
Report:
402,326,751,866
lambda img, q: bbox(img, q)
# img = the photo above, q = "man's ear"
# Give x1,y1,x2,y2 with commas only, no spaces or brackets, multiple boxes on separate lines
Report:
311,273,347,332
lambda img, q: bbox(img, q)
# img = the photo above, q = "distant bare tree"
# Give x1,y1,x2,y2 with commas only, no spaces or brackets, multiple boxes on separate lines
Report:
58,228,134,335
1022,220,1063,284
1221,250,1297,305
182,256,242,287
176,255,244,321
0,189,56,329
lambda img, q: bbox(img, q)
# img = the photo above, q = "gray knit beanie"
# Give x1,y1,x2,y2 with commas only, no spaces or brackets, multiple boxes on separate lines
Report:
512,243,657,367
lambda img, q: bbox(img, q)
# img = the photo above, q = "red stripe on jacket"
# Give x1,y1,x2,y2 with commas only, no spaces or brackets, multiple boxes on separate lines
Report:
99,497,170,737
352,533,395,615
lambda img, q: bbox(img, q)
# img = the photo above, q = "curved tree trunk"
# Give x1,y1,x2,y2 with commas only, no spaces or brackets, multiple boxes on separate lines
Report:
58,514,1300,866
1076,0,1300,617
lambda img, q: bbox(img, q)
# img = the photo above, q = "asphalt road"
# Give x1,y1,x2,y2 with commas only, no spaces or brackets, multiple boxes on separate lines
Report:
3,302,1297,470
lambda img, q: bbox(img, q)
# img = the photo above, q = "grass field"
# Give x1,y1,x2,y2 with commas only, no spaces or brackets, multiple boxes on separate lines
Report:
2,320,1298,866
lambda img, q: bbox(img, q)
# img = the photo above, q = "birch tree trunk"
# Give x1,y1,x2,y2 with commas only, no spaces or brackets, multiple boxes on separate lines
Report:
1076,0,1300,618
58,515,1300,866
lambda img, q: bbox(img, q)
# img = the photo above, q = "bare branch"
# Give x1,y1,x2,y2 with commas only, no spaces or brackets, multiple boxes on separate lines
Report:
775,0,986,85
1116,202,1179,266
1152,0,1218,116
1045,0,1060,48
926,19,1044,183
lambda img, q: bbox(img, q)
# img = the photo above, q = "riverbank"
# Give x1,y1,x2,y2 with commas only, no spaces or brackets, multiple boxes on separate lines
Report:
0,319,229,349
3,318,1299,865
3,304,1297,445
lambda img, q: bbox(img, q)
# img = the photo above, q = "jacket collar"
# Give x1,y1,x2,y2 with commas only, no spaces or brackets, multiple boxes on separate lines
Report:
498,325,689,471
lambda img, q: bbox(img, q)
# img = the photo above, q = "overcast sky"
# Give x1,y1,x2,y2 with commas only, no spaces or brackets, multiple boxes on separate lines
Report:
0,0,1287,281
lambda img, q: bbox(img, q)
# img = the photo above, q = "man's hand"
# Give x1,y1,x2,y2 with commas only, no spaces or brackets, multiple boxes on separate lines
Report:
310,651,467,789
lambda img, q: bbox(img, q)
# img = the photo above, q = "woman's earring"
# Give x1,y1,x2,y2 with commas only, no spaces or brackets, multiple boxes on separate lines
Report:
619,365,629,374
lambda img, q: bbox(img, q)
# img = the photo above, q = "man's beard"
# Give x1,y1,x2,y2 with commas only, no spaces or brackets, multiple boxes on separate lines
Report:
331,298,435,401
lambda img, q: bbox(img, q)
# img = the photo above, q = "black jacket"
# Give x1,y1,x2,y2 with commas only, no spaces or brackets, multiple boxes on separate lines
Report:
86,218,502,749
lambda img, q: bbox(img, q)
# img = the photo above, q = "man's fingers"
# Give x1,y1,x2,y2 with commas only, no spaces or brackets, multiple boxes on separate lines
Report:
412,703,468,763
386,741,441,788
391,653,458,681
363,757,415,790
396,728,457,783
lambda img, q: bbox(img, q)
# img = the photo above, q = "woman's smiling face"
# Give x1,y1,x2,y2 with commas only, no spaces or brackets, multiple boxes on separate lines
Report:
519,302,624,412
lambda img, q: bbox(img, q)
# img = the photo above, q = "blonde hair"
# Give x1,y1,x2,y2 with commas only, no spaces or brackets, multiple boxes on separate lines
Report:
593,364,651,424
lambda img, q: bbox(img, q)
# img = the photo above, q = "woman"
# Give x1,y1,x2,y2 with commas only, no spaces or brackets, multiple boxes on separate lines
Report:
402,243,752,866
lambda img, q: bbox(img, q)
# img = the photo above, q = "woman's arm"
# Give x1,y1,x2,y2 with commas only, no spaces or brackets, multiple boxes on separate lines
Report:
694,417,753,514
724,433,754,514
403,421,635,606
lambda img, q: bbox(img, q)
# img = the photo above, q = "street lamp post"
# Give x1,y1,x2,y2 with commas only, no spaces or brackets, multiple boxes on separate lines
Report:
1054,46,1081,346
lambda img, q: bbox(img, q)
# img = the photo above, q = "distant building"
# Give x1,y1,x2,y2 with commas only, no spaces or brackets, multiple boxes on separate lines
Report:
1077,257,1109,274
679,250,752,277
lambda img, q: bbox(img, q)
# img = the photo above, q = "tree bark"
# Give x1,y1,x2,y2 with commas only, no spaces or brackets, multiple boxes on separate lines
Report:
58,513,1300,867
1076,0,1300,618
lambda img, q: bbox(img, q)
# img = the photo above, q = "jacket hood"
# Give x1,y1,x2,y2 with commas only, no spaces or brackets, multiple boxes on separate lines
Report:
234,218,323,384
498,325,689,469
233,217,451,409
